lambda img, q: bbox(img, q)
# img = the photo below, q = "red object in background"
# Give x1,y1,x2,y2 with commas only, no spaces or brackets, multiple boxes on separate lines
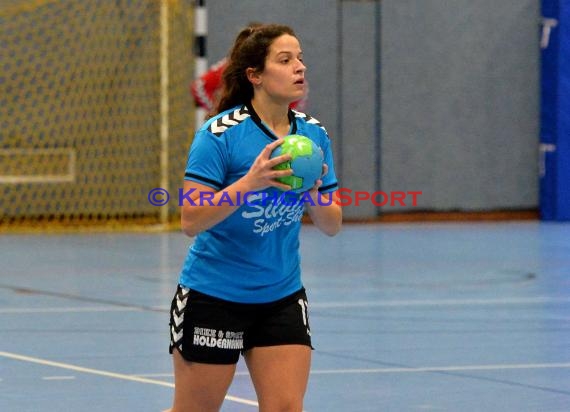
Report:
190,58,227,112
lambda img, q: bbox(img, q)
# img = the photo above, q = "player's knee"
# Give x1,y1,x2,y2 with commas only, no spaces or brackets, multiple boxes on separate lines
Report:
170,399,222,412
259,395,303,412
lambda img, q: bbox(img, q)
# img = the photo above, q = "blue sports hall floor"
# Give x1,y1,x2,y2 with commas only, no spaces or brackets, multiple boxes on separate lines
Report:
1,221,569,411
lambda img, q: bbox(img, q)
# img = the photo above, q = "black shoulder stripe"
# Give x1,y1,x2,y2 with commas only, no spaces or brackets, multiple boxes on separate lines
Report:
319,183,339,192
184,172,223,190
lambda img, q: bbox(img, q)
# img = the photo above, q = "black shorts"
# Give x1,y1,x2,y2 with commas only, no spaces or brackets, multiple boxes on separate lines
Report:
168,285,313,365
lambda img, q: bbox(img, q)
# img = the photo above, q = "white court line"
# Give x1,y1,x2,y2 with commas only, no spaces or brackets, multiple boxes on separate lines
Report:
309,363,570,375
42,376,76,380
134,362,570,378
0,306,143,314
0,351,258,408
136,372,249,378
1,296,569,315
310,296,570,309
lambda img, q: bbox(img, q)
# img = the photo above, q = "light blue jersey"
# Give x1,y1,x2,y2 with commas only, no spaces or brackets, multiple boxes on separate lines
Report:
179,103,338,303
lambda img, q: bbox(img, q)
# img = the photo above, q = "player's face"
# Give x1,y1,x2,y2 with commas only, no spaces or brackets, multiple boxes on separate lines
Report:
257,34,306,104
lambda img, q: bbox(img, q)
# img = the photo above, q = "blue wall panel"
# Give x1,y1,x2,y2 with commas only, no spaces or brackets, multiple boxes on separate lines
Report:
541,0,570,220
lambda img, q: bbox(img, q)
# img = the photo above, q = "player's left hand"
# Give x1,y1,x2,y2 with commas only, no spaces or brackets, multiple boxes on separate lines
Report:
307,163,328,200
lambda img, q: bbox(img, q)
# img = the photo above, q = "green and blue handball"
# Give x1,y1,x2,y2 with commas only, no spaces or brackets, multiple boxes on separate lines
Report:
270,135,324,194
